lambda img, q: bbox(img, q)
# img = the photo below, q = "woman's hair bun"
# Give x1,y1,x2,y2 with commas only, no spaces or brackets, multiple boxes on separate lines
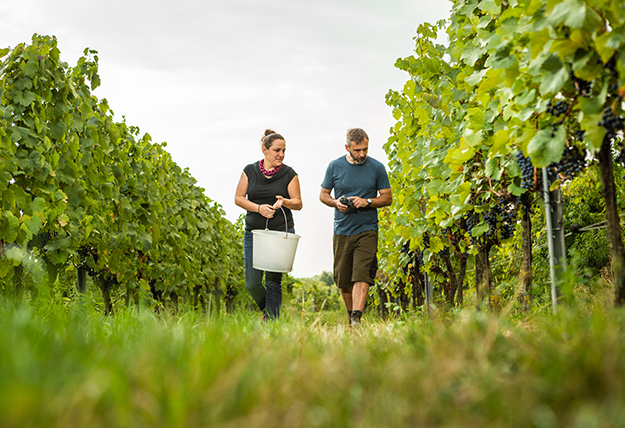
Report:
260,129,284,149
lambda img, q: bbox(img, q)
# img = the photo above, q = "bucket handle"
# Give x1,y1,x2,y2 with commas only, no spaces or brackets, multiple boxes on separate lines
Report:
265,206,289,237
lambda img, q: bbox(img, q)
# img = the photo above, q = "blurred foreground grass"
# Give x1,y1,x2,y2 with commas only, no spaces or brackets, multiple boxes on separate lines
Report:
1,297,624,428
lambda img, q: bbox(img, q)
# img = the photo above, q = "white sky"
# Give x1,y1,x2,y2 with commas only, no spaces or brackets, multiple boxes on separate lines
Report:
1,0,452,278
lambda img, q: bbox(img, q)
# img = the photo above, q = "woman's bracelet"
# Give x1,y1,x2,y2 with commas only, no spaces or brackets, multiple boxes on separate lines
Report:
257,204,261,213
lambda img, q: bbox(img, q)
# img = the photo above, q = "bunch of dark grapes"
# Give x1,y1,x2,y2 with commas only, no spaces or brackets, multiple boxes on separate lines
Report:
500,219,516,239
483,210,497,238
599,108,624,142
474,192,517,242
464,212,478,246
77,245,90,259
569,70,592,96
440,246,450,258
550,145,587,179
546,100,568,117
516,151,535,190
483,196,519,241
497,196,518,240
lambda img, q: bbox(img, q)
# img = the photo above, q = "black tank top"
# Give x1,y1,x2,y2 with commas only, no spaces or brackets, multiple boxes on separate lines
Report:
243,161,297,231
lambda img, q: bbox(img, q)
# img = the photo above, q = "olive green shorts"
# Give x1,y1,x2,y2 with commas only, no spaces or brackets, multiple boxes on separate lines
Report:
332,230,378,289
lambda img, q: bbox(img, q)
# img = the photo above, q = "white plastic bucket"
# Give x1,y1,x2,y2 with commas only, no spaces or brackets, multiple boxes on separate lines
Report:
252,207,301,273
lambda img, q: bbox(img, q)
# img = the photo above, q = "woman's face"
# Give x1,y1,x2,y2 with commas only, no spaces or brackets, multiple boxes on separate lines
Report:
262,139,286,167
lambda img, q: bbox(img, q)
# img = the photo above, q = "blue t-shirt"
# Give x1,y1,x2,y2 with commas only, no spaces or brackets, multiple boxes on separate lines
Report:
321,155,391,236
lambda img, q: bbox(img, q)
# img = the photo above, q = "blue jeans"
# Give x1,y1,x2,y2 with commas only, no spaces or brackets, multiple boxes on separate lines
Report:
244,229,294,319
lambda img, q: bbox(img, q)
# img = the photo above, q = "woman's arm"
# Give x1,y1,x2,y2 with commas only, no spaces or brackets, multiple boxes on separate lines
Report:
274,175,303,211
235,171,275,218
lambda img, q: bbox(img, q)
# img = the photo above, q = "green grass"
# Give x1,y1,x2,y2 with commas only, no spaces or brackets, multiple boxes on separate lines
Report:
1,296,624,428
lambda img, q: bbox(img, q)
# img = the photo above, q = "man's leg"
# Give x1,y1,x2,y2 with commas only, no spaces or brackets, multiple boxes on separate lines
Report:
350,231,377,325
334,234,354,324
340,286,354,311
352,281,369,312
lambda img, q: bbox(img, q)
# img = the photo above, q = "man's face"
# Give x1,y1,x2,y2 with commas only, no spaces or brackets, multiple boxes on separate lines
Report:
346,139,368,164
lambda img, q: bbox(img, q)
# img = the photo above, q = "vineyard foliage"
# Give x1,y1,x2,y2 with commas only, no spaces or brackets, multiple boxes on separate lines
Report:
0,35,244,310
381,0,625,306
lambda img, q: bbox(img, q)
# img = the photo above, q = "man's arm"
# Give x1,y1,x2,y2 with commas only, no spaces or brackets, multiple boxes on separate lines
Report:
350,187,393,209
319,187,351,213
374,188,393,208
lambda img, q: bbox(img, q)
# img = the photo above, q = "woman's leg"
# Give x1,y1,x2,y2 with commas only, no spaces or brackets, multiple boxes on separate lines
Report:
244,231,266,311
264,271,283,319
263,228,294,319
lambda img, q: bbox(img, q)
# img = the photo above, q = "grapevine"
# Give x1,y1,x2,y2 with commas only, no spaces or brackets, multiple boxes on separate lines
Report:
0,35,245,311
377,0,625,308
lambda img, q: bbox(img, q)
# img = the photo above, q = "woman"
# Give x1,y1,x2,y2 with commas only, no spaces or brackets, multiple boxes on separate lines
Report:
235,129,303,319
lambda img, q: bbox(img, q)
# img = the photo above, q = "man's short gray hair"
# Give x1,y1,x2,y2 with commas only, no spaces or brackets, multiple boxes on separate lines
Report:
346,128,369,145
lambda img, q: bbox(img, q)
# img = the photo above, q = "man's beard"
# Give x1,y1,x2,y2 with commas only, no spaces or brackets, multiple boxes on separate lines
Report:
350,153,366,164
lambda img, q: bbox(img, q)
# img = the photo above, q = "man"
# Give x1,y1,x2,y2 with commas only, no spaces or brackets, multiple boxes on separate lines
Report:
319,128,392,326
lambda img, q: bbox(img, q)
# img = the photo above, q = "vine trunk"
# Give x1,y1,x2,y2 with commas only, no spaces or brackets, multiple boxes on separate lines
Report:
597,139,625,305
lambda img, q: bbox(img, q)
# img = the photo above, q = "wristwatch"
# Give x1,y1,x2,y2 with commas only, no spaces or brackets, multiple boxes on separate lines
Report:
366,198,372,207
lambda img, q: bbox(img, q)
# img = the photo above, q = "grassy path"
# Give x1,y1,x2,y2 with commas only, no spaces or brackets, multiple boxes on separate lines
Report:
0,299,624,427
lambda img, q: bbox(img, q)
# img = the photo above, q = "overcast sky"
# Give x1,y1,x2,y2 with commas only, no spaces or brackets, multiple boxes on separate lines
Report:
2,0,452,278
